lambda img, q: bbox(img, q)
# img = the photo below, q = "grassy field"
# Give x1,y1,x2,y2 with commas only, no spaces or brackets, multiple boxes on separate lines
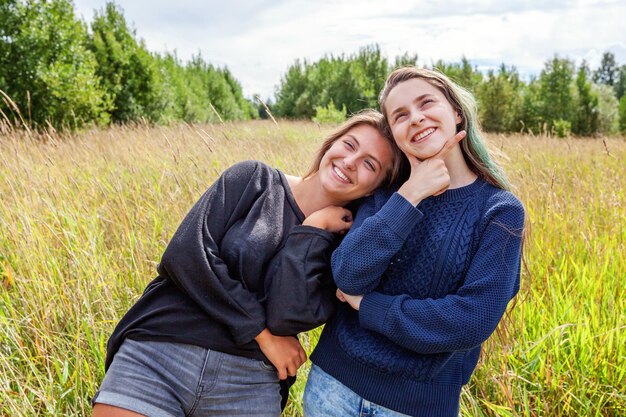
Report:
0,121,624,416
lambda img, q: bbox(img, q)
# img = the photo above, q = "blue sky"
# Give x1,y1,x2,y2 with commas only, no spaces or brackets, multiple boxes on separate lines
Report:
72,0,626,100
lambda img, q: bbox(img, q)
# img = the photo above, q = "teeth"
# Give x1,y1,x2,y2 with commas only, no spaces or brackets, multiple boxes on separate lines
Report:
334,166,351,183
414,128,435,141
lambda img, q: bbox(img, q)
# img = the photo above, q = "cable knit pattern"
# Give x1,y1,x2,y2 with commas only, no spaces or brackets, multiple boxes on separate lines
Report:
311,178,524,417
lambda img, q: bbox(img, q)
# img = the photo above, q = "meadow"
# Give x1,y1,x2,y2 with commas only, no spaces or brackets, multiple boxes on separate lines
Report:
0,121,624,416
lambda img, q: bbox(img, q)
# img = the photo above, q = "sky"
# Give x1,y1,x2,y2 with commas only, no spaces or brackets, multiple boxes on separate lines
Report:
71,0,626,100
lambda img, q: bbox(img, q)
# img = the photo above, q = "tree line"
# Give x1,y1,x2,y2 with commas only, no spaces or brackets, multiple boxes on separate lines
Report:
0,0,257,130
271,46,626,136
1,0,625,136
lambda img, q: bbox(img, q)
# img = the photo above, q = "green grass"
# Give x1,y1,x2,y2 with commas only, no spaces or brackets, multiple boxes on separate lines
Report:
1,122,624,416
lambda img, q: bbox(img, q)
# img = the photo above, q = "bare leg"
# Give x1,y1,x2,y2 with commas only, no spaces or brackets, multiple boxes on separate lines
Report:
92,403,147,417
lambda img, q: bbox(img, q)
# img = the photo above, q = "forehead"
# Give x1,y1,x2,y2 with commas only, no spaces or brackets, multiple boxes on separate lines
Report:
386,78,443,106
341,124,393,160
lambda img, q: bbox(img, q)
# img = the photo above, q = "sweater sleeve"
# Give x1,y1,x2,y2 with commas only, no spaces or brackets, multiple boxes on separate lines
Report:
358,196,525,354
331,192,424,294
264,225,338,336
157,161,267,345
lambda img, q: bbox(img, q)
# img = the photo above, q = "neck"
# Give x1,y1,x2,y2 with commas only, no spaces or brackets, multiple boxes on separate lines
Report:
444,146,478,189
288,173,346,217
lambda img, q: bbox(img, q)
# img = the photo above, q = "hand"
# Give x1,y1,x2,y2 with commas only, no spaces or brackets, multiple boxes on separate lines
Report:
255,328,307,380
397,130,466,205
336,289,363,311
303,206,353,234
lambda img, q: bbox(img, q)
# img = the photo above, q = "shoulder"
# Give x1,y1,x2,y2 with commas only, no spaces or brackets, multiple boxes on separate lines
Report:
372,186,398,209
480,183,525,229
222,160,273,177
219,160,279,185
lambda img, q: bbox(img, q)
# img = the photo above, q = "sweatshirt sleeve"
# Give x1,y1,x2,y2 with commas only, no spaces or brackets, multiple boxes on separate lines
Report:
331,192,424,294
157,161,267,345
358,196,525,354
264,225,338,336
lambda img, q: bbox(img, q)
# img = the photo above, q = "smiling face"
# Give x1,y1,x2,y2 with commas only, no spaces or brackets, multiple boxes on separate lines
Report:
318,123,393,202
385,78,462,160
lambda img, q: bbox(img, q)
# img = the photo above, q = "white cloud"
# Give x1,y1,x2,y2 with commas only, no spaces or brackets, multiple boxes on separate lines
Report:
72,0,626,99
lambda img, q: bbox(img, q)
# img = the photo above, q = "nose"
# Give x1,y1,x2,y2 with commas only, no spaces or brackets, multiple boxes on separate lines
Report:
342,155,357,170
410,109,425,126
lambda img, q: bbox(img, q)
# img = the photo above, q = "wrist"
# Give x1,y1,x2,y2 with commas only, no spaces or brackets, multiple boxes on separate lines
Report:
303,214,326,230
397,186,425,206
255,328,271,345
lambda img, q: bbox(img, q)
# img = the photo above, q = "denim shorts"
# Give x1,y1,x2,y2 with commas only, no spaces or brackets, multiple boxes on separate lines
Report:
92,339,281,417
303,365,410,417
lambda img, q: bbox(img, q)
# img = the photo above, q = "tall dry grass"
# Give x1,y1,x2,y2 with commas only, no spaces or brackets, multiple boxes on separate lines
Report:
0,122,624,416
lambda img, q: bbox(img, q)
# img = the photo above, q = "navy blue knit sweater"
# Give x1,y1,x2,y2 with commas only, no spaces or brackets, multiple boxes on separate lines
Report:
310,178,524,417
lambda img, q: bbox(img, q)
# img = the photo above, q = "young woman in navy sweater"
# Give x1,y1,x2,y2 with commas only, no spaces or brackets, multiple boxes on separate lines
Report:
91,110,404,417
305,68,525,417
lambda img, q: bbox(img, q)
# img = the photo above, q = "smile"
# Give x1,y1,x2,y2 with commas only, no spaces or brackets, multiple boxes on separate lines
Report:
412,127,435,143
333,166,352,183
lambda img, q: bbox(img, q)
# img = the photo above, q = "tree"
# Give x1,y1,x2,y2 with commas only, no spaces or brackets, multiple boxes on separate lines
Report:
574,61,599,136
0,0,108,129
477,65,519,132
538,56,577,133
614,65,626,100
88,2,165,123
273,60,309,118
434,57,483,93
273,44,394,119
619,94,626,134
516,77,544,134
393,52,418,69
593,51,618,86
593,83,619,135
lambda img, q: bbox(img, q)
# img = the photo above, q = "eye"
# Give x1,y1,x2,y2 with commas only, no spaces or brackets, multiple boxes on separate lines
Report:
343,140,356,150
421,98,435,107
393,112,407,123
364,160,376,171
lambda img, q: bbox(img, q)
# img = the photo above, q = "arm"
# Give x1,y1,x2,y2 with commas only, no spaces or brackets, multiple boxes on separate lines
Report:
331,192,424,294
357,197,525,354
265,205,353,335
265,225,337,335
157,161,267,345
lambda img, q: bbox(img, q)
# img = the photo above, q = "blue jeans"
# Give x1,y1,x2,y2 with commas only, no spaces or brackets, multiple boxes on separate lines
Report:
93,339,281,417
303,365,410,417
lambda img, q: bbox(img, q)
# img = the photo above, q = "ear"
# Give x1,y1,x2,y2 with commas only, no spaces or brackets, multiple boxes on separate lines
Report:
455,112,462,125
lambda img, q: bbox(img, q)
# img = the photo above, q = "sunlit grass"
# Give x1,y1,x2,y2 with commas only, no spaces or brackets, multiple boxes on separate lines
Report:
1,123,624,416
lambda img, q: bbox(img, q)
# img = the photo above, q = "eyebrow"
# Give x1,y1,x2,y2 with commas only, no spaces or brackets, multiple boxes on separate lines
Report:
347,134,383,170
389,93,434,117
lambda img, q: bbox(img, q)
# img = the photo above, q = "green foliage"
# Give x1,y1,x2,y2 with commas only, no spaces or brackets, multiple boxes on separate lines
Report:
312,100,346,124
274,44,391,119
574,62,599,136
0,0,108,129
476,65,519,132
552,119,571,137
516,78,544,134
593,51,618,86
593,83,620,135
88,2,164,123
156,54,257,123
434,56,483,93
614,65,626,100
0,0,256,130
393,52,419,69
619,94,626,133
538,56,577,132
